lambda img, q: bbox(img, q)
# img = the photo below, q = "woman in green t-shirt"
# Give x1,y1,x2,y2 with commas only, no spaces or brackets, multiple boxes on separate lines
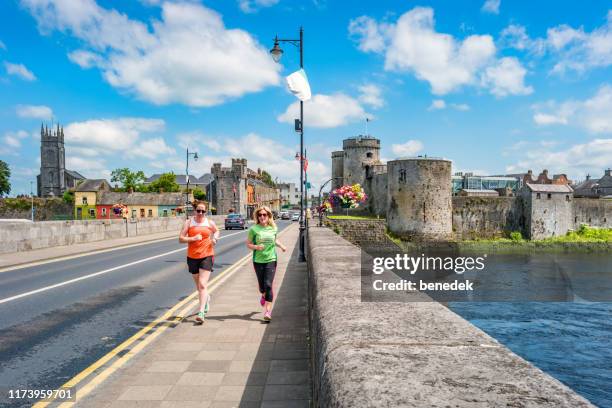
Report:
246,206,286,321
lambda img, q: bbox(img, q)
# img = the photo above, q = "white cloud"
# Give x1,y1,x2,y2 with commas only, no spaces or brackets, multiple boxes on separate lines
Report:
533,113,568,126
502,11,612,75
481,57,533,97
428,100,470,111
127,137,175,159
500,24,545,55
3,130,29,149
238,0,279,13
451,103,470,111
532,84,612,133
64,117,165,151
481,0,500,15
358,84,384,108
391,140,424,157
16,104,53,120
429,99,446,110
348,16,388,53
384,8,496,94
506,138,612,179
4,62,36,81
548,13,612,74
350,7,532,97
177,131,222,152
278,93,366,128
21,0,280,107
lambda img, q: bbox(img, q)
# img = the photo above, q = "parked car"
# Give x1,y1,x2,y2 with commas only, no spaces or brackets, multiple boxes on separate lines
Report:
225,213,246,230
290,212,300,221
280,211,290,220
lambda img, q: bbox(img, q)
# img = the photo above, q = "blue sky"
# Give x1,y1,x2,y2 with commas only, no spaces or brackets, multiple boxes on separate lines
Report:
0,0,611,196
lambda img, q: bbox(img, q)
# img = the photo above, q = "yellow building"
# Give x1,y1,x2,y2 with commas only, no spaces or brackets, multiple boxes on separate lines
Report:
97,192,184,219
74,179,112,219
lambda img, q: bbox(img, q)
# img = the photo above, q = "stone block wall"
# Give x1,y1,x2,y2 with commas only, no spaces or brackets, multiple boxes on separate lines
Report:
573,198,612,229
323,217,398,250
452,196,524,239
307,226,593,407
0,215,226,255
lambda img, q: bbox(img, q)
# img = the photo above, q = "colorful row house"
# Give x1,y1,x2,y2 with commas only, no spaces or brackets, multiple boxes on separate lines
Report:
74,179,187,220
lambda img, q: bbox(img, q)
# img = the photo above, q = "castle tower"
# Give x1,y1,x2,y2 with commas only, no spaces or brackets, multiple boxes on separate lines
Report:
342,136,381,187
39,123,66,197
387,157,452,241
211,159,248,215
331,151,344,190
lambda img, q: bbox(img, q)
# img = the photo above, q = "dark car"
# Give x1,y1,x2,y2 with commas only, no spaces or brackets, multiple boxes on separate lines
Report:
225,213,246,230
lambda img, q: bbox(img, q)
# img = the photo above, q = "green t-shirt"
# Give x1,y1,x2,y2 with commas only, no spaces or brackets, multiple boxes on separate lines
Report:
248,224,278,263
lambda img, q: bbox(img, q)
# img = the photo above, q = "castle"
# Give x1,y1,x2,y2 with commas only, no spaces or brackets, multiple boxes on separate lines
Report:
37,124,85,197
332,136,612,240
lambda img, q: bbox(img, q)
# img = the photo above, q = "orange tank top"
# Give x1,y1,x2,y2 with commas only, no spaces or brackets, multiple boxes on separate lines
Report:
187,217,216,259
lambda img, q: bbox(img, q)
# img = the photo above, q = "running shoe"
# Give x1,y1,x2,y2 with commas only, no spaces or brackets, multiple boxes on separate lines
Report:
263,311,272,321
204,294,211,314
195,311,205,323
259,295,265,307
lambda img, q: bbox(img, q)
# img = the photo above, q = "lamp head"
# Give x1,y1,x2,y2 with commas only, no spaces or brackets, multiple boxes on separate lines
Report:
270,38,283,63
193,152,199,161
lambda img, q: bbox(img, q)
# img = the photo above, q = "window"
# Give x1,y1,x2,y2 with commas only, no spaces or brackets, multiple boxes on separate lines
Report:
82,196,88,205
547,193,552,199
163,209,168,217
366,152,373,158
102,208,107,216
89,208,95,217
566,195,570,202
131,209,136,218
536,193,541,199
148,209,153,217
140,208,145,217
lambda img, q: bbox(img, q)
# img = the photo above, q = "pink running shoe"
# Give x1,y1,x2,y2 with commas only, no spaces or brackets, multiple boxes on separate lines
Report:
263,311,272,321
259,296,265,307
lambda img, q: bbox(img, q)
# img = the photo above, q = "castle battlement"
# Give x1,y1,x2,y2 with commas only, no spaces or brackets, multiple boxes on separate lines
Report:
343,136,380,150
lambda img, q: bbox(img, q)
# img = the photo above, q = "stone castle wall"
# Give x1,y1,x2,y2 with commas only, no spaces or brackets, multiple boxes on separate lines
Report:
573,198,612,229
452,196,524,239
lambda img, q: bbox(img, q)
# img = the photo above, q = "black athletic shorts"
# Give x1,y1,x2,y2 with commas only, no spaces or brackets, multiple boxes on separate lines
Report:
187,256,214,274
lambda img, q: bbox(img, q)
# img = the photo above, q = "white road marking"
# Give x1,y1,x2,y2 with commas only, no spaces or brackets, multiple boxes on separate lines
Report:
0,230,247,305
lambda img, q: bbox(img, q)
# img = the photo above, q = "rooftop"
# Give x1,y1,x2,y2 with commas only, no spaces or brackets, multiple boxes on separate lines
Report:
525,183,573,193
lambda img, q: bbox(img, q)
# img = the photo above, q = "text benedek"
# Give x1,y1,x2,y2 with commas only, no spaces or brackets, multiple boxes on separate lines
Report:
373,279,474,291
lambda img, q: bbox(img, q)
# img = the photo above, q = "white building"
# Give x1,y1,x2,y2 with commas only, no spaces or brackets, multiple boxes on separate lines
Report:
278,182,300,207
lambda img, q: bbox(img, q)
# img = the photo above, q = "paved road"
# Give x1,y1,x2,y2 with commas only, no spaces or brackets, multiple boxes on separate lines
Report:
0,220,293,406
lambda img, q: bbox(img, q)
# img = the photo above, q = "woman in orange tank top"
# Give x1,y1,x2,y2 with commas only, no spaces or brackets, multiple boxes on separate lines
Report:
179,201,219,323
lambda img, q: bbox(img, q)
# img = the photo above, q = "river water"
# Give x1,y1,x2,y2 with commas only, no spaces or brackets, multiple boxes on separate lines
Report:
448,252,612,408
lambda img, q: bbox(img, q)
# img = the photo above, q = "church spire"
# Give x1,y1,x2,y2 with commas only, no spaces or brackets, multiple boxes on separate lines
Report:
40,123,44,138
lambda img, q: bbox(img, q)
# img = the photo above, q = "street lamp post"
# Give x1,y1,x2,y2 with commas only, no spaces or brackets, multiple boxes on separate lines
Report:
30,181,34,222
271,28,306,261
317,177,342,227
185,148,199,218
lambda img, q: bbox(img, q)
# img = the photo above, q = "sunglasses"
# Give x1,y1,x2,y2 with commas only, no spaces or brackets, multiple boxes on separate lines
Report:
196,209,206,214
257,213,269,217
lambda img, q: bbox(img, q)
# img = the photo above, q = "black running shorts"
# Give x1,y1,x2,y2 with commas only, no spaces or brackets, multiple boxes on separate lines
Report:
187,256,214,274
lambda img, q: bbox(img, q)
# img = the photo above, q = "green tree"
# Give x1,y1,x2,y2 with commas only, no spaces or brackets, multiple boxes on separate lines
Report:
63,189,75,204
260,170,275,187
193,187,206,200
147,172,180,193
110,168,146,192
0,160,11,197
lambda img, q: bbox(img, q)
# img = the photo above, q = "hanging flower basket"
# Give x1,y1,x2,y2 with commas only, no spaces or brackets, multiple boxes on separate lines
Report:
329,184,367,214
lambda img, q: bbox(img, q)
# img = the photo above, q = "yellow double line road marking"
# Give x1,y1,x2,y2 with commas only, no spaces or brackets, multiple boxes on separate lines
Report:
34,225,293,407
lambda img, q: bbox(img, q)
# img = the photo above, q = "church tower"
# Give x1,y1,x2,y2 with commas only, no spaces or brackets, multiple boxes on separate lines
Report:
39,123,66,197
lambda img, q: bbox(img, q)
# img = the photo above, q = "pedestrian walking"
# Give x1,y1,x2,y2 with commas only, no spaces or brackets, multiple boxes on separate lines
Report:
179,200,220,323
246,206,286,321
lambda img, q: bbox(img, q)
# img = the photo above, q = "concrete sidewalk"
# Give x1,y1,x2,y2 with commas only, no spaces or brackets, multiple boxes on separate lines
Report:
0,230,178,269
78,223,311,408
